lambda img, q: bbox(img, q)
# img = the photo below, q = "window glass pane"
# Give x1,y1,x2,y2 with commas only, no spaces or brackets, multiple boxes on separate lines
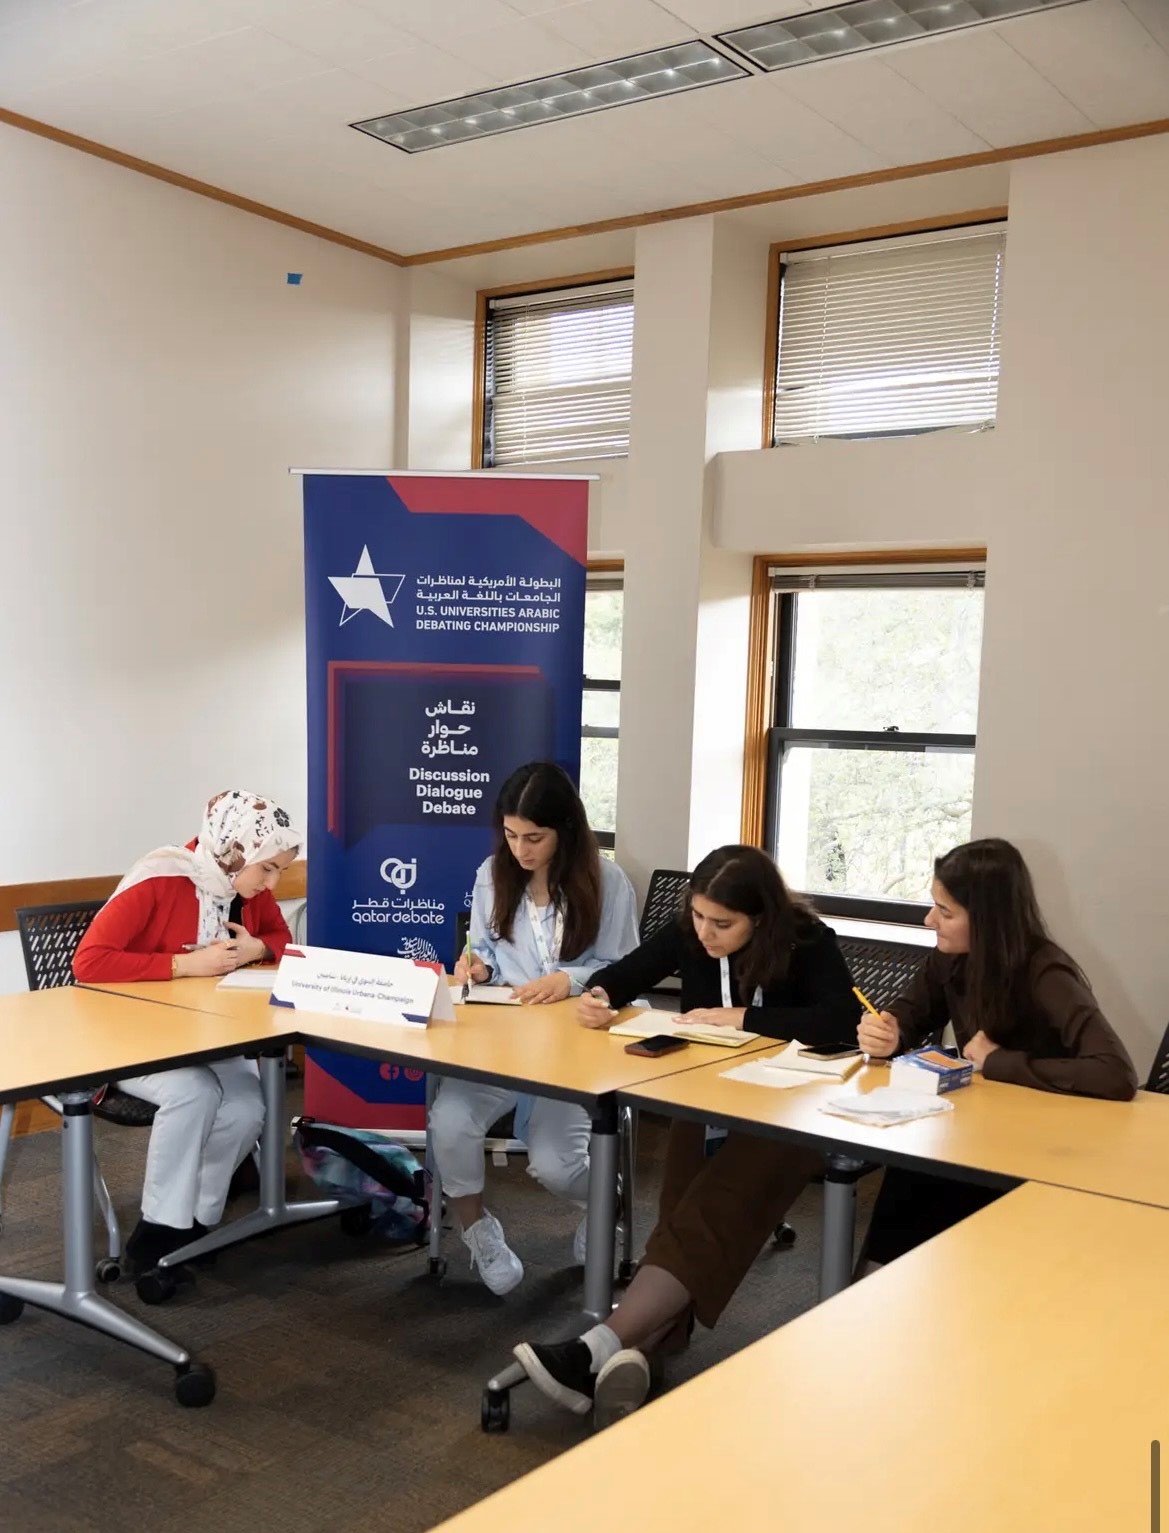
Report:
789,589,982,733
584,586,623,680
583,689,620,729
775,745,975,905
580,737,618,836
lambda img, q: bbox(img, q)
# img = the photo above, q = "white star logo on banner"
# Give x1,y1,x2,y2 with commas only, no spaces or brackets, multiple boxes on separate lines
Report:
329,546,405,628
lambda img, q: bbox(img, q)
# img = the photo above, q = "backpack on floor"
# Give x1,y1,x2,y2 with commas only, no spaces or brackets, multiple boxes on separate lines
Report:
292,1116,429,1245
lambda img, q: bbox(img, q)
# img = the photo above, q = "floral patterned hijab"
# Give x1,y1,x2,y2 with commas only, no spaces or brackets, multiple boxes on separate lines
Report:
111,790,303,945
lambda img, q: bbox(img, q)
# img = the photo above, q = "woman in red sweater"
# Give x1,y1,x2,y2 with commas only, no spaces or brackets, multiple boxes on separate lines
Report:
74,789,302,1273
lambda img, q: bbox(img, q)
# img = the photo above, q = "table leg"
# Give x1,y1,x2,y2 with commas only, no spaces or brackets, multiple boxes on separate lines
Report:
0,1094,213,1405
819,1154,866,1300
481,1095,619,1432
425,1073,446,1278
158,1050,341,1270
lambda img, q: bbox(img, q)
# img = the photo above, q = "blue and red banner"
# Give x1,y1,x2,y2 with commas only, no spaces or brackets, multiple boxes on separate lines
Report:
301,472,589,1129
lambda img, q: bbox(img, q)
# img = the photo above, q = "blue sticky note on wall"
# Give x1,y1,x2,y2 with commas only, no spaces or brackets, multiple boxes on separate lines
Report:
287,272,302,285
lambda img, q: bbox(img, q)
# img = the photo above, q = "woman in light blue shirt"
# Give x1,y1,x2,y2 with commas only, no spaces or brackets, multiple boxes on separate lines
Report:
430,762,639,1296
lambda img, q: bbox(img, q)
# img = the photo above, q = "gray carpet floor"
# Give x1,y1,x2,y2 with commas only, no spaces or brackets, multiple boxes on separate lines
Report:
0,1091,876,1533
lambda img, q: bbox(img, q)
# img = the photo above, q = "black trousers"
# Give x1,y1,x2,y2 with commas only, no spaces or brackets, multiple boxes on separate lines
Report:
863,1166,1006,1266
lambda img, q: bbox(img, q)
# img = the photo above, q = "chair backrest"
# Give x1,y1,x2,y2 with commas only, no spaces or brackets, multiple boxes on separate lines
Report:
1145,1024,1169,1094
836,935,926,1013
16,900,105,991
639,869,691,943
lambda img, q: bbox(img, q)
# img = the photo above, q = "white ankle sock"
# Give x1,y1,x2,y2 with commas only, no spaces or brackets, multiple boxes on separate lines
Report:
581,1323,621,1374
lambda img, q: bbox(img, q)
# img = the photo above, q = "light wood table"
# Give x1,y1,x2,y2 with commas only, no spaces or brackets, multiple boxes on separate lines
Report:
621,1052,1169,1295
85,978,777,1426
0,987,288,1406
431,1181,1165,1533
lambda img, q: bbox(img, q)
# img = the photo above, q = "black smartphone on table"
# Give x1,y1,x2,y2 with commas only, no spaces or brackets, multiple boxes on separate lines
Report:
624,1035,689,1057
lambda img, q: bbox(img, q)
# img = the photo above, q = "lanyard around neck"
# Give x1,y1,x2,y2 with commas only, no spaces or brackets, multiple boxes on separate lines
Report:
525,892,564,974
719,955,762,1009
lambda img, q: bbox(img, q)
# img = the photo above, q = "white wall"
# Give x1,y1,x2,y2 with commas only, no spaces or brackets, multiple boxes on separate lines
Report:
714,134,1169,1072
0,125,401,882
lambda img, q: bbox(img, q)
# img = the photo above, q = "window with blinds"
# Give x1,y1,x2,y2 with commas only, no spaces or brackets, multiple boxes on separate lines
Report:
483,280,634,467
772,225,1006,444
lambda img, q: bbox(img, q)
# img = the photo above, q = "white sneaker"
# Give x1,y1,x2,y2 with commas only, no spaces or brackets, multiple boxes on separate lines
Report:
593,1349,651,1430
462,1211,523,1296
573,1213,588,1265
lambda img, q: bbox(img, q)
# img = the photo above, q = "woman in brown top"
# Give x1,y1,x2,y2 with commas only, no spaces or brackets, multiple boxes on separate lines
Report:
859,837,1138,1268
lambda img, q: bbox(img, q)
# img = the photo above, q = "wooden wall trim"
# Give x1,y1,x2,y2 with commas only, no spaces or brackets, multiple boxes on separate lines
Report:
772,205,1008,259
0,108,406,267
587,558,624,574
0,860,307,934
480,267,635,300
739,546,989,847
740,555,775,847
761,248,781,449
403,118,1169,266
5,100,1167,275
471,288,488,470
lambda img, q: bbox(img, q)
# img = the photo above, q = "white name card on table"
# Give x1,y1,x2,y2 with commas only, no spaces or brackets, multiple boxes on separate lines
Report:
270,945,456,1027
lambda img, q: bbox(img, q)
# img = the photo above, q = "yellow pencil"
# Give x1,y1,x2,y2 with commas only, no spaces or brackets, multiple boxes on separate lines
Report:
853,985,882,1018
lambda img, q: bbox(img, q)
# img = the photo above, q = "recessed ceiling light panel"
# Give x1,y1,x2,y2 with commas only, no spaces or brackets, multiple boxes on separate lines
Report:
353,41,748,152
718,0,1089,70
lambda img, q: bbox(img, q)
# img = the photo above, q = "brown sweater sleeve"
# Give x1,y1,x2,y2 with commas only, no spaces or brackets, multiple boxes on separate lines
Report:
981,954,1139,1100
885,950,951,1053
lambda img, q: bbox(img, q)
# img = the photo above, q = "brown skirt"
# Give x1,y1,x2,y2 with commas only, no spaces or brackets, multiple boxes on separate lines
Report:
642,1120,823,1329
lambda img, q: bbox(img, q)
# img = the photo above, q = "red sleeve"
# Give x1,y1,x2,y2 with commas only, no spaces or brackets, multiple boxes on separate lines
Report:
73,883,174,983
245,889,293,963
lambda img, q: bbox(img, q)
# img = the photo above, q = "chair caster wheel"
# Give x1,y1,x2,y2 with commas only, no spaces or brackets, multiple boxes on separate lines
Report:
136,1268,179,1305
481,1388,509,1432
428,1257,447,1279
95,1258,121,1284
340,1204,373,1237
617,1259,636,1284
773,1222,797,1250
0,1293,24,1324
174,1362,216,1407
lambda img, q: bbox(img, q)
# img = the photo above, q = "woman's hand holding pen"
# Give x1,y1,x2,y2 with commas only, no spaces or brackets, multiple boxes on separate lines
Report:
453,954,489,986
578,987,616,1028
857,1009,901,1058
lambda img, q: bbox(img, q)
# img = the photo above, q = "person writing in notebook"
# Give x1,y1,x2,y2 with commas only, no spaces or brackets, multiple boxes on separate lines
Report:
431,762,638,1295
73,789,301,1274
856,837,1137,1270
514,844,860,1426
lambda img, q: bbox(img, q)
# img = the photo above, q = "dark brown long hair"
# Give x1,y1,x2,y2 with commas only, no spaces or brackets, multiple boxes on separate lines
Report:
489,763,602,961
933,838,1066,1044
683,845,815,1001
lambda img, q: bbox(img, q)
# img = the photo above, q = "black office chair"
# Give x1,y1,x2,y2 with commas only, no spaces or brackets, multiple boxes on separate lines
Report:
1143,1025,1169,1094
774,933,929,1252
0,901,151,1278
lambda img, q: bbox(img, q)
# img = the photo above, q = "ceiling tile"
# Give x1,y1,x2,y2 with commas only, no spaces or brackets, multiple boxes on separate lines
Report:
502,0,596,13
657,0,812,30
351,0,520,46
779,55,991,163
238,0,422,69
348,40,497,103
1000,0,1169,125
1123,0,1169,53
885,29,1095,146
687,73,888,180
539,0,693,58
438,18,593,80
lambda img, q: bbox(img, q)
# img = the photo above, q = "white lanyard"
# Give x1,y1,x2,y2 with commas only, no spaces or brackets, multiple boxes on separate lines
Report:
720,956,762,1009
525,893,564,975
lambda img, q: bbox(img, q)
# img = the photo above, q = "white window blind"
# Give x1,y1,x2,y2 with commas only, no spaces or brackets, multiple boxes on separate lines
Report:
484,280,634,466
772,226,1006,444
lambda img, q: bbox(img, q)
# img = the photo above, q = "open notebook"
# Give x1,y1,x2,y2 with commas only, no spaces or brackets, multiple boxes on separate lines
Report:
759,1041,864,1079
216,969,278,991
607,1012,761,1049
448,984,520,1006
